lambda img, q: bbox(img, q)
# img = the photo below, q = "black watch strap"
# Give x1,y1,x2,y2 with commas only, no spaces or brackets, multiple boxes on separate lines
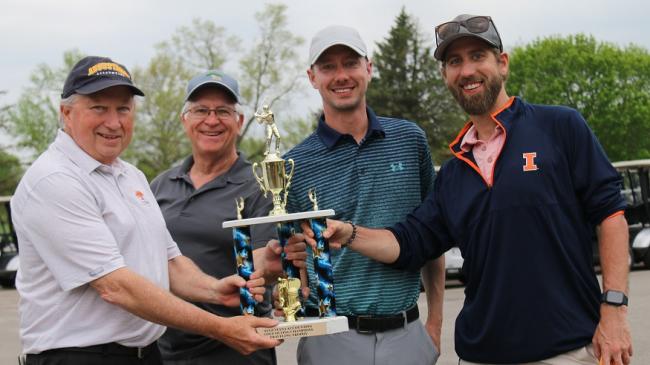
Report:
601,290,628,306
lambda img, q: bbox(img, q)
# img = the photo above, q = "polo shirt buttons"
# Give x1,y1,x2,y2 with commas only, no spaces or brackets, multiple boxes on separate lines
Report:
488,157,493,163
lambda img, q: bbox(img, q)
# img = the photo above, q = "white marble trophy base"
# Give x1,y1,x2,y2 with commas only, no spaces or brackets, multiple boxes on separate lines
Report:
257,316,349,340
222,209,335,228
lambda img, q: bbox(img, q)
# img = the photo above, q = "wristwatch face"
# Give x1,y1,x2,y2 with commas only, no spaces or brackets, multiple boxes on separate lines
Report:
603,290,627,305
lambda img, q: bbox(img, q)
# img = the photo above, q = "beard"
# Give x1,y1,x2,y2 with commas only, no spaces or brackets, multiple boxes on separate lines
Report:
448,73,504,116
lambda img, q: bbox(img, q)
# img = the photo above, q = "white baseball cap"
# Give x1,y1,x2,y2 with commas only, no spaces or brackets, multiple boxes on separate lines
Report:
309,25,367,65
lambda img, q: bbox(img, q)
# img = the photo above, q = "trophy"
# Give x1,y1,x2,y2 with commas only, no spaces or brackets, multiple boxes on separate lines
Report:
223,105,348,339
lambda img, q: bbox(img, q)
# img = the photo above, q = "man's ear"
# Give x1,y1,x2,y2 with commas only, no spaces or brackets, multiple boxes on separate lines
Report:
307,67,318,89
60,105,72,131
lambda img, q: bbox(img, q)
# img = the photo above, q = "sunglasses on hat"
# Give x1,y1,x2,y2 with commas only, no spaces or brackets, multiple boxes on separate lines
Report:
435,16,499,47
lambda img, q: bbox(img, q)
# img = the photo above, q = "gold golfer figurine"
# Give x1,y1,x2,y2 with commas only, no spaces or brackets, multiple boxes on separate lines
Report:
255,104,281,156
277,277,303,322
235,197,245,220
308,188,319,211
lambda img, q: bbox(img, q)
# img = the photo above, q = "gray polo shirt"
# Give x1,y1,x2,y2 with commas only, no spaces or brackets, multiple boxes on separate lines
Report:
151,153,276,360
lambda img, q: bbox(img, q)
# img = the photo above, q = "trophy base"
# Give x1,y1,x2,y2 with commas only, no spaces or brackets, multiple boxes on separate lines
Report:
257,316,348,340
223,209,335,228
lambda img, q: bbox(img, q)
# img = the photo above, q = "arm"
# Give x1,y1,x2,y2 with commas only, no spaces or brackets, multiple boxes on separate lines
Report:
592,214,633,365
309,220,401,263
167,255,264,306
421,257,445,352
91,267,280,354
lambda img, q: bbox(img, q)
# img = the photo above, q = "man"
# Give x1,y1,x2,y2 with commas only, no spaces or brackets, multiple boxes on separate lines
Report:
11,56,282,365
284,25,445,365
312,15,633,365
151,70,306,364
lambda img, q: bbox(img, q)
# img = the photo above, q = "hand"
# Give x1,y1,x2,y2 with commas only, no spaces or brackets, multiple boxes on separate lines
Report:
300,219,353,250
424,320,442,354
262,234,308,279
592,305,633,365
215,272,266,307
217,315,282,354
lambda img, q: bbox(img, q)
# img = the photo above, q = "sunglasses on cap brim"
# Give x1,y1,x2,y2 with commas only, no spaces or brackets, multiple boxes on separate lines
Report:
435,16,502,50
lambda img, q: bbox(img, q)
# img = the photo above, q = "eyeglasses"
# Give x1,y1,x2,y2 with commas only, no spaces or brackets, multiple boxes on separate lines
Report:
184,106,237,121
435,16,495,46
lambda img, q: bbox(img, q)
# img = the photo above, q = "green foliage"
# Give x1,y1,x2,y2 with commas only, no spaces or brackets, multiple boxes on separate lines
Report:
366,8,465,162
0,149,23,196
125,52,194,180
238,3,305,141
1,50,85,159
508,34,650,161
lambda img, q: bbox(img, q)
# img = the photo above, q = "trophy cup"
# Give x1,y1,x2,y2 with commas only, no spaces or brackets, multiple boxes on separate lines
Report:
223,105,348,339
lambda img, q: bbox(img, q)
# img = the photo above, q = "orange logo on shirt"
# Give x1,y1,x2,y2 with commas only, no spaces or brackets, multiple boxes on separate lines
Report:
522,152,539,172
135,190,145,200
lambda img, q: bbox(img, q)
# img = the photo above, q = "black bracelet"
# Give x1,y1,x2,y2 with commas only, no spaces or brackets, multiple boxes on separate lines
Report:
341,221,356,248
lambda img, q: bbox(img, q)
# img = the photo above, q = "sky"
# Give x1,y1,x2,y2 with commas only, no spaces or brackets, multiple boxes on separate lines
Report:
1,0,649,143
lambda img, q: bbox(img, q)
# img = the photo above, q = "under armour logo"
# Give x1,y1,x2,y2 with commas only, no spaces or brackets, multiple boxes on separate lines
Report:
522,152,539,172
390,162,405,172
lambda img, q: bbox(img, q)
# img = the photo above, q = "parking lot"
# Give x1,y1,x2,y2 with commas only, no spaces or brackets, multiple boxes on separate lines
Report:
0,269,648,364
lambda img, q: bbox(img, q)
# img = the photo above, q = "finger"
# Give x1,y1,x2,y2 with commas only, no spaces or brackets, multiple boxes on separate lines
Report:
301,286,310,299
223,274,246,288
622,350,631,365
285,238,306,252
249,270,264,281
303,233,317,249
300,221,314,238
300,269,310,298
252,316,279,328
249,286,265,295
246,276,265,288
267,239,282,254
287,232,305,244
285,250,308,263
246,278,264,289
592,338,602,359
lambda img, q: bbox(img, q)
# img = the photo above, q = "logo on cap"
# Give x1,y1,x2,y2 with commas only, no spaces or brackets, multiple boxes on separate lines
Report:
205,71,223,81
87,62,131,79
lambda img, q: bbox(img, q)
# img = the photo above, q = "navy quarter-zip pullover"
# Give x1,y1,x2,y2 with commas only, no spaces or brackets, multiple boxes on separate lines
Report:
389,97,625,363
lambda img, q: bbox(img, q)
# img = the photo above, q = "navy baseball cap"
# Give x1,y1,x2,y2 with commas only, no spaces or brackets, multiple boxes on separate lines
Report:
184,70,241,103
61,56,144,98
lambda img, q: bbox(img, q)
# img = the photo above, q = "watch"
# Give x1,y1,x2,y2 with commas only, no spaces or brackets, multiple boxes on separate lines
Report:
601,290,628,306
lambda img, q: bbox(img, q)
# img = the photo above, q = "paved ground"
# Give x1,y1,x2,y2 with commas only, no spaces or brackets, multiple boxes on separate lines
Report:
1,269,648,364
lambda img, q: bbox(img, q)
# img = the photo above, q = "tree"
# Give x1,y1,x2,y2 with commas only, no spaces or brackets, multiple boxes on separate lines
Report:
125,51,194,180
238,3,306,157
0,50,85,159
508,34,650,161
157,18,241,72
127,7,307,177
366,7,465,162
0,149,23,196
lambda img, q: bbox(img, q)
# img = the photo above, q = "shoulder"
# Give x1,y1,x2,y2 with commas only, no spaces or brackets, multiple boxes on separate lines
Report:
19,149,82,189
378,117,427,143
285,132,322,158
378,116,424,134
150,162,184,189
521,101,584,125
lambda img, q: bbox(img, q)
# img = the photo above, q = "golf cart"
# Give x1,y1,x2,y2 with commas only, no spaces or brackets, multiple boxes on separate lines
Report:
613,160,650,268
0,196,18,288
